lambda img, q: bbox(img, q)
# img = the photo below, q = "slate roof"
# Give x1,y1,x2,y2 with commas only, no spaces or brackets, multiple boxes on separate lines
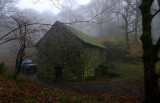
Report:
36,21,106,49
59,21,106,49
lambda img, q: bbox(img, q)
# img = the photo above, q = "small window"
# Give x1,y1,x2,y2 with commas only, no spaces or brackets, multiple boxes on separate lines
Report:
22,59,33,64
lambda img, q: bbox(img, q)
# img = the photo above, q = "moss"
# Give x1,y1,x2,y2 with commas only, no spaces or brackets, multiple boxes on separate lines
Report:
37,22,106,81
37,28,84,80
83,46,106,79
62,22,106,49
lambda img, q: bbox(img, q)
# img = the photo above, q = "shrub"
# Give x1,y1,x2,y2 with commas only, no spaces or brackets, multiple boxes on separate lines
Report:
103,41,128,63
98,64,119,76
0,62,8,74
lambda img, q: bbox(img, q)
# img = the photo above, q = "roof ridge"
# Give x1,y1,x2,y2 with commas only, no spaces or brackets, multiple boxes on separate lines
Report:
60,22,106,49
36,21,106,49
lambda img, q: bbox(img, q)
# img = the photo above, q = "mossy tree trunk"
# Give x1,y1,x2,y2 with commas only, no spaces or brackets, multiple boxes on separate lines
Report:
12,17,27,79
134,0,140,43
139,0,160,102
14,31,26,79
158,0,160,8
14,44,25,79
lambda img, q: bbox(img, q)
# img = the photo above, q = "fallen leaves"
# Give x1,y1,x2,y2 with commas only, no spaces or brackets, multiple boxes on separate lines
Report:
0,75,144,103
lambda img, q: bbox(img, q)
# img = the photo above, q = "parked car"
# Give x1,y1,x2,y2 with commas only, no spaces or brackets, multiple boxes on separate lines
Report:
21,58,37,74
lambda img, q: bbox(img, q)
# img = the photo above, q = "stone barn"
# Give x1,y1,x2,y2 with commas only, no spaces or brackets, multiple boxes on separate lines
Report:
36,21,106,80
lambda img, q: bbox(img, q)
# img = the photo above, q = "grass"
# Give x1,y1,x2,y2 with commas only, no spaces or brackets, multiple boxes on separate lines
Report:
115,63,143,80
85,63,144,83
156,64,160,74
114,63,160,89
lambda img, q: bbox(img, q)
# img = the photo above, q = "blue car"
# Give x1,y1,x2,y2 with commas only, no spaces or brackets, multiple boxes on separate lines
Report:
21,58,37,74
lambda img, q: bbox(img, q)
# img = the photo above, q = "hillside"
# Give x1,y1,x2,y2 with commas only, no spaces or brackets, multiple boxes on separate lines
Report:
0,69,144,103
1,37,159,103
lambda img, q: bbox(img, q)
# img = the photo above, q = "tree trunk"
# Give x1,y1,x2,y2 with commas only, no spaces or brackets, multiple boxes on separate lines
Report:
14,44,25,79
134,13,140,43
98,23,103,38
139,0,160,102
158,0,160,8
134,21,138,42
134,0,139,43
100,23,103,38
134,0,140,43
125,25,129,49
143,61,160,103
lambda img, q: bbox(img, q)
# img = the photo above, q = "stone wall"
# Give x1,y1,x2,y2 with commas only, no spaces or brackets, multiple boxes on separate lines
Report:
83,45,106,79
37,23,106,81
37,24,84,80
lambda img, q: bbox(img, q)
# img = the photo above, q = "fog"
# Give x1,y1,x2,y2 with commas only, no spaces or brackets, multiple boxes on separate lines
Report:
0,0,160,66
1,1,160,102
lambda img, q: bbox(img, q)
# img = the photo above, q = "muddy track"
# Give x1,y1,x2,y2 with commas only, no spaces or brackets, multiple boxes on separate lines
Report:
38,79,119,93
27,74,144,98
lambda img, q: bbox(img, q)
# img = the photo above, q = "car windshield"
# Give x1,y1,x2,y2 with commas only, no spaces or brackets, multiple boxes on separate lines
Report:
22,59,32,64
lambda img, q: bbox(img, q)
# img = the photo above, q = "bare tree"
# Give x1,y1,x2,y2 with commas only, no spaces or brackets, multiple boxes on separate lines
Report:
4,12,48,79
0,0,13,15
85,0,116,37
115,0,136,49
0,0,14,33
139,0,160,102
134,0,141,42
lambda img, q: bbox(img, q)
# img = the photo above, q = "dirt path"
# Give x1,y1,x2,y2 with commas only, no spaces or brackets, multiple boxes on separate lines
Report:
27,74,144,99
38,79,119,93
37,78,143,98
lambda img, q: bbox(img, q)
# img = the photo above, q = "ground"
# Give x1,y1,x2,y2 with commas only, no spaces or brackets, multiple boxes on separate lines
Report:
1,38,159,103
0,63,145,103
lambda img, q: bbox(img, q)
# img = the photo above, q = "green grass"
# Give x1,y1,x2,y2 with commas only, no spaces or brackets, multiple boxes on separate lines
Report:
156,64,160,74
36,63,158,84
87,63,144,82
115,63,143,80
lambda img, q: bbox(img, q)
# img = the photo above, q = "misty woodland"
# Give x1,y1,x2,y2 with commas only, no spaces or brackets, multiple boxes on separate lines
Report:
0,0,160,103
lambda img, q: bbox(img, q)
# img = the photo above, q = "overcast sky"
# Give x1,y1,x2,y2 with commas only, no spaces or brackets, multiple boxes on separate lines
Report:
16,0,91,15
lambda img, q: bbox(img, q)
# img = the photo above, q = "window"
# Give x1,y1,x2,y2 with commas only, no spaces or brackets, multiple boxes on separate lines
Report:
22,59,33,64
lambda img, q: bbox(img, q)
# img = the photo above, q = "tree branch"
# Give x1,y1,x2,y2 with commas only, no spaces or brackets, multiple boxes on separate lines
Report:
127,28,135,33
0,23,52,40
152,9,160,18
158,0,160,8
0,29,39,45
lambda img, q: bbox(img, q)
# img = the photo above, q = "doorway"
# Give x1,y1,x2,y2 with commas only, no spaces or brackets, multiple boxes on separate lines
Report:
54,66,63,81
